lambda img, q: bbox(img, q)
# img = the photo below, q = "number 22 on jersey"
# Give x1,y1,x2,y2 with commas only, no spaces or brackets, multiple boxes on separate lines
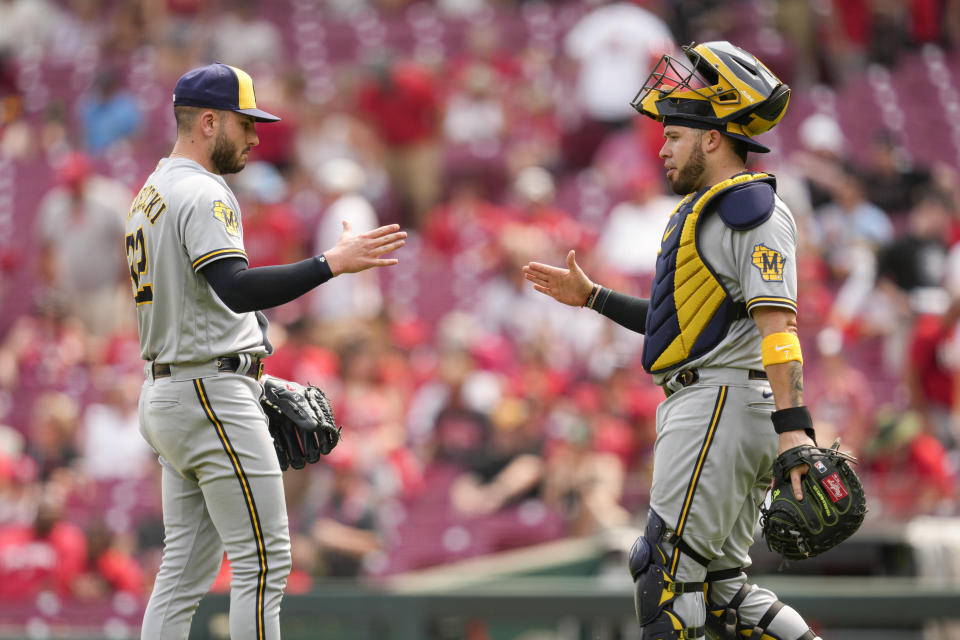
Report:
126,184,167,305
126,227,152,304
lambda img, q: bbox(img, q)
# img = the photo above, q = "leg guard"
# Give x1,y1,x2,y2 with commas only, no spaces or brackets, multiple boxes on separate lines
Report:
704,573,821,640
629,511,708,639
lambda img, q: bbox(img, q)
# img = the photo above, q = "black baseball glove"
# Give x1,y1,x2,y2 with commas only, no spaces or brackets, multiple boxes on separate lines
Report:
260,375,341,471
760,441,867,560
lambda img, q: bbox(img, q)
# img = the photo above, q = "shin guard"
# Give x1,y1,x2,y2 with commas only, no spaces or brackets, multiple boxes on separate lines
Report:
630,511,707,639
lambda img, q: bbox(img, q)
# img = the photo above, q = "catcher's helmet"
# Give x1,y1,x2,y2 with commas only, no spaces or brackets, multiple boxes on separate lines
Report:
631,41,790,153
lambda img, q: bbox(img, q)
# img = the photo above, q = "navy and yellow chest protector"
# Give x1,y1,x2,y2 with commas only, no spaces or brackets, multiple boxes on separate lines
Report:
642,172,777,374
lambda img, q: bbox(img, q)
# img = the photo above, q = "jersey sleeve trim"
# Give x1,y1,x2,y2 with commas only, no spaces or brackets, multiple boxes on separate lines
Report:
192,248,248,271
746,296,797,313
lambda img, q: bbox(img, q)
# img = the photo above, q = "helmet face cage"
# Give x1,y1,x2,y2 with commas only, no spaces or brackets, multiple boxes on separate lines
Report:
630,47,741,119
631,41,788,138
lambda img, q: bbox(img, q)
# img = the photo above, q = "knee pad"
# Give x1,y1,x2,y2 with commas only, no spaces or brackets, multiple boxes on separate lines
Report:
629,511,706,639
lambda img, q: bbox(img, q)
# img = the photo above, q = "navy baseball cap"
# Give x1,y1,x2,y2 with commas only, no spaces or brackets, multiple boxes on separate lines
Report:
173,63,280,123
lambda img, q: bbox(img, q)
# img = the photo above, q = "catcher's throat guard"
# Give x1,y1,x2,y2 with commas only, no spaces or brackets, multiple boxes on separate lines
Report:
760,441,867,560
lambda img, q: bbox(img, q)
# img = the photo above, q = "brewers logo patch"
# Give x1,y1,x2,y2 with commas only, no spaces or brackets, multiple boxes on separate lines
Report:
751,244,785,282
212,200,240,237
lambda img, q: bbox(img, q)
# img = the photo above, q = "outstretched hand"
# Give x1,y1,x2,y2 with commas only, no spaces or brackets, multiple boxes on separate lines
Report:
324,221,406,276
521,250,594,307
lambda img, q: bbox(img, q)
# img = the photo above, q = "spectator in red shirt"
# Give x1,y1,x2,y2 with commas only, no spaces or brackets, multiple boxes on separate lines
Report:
71,521,142,600
263,318,339,392
421,171,511,261
503,166,593,253
356,59,442,228
0,486,86,600
907,298,960,450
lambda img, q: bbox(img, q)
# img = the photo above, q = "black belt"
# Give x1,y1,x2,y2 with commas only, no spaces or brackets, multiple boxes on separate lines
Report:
664,368,767,397
152,356,263,380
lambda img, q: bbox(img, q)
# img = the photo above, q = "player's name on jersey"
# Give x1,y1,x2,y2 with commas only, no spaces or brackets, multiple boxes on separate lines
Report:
129,184,167,224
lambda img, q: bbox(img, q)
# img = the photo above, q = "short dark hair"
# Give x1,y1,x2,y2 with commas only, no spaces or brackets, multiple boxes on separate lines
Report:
173,105,203,134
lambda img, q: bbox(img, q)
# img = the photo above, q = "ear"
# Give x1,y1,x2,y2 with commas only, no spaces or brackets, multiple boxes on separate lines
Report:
702,129,724,153
198,110,220,138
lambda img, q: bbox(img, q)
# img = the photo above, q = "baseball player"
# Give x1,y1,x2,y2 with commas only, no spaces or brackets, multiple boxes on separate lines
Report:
523,42,823,640
125,63,405,640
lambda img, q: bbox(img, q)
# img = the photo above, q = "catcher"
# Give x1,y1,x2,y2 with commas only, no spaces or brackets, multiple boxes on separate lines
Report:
523,41,866,640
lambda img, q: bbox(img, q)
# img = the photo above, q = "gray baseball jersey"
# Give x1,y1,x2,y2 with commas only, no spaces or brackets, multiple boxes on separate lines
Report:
126,157,270,364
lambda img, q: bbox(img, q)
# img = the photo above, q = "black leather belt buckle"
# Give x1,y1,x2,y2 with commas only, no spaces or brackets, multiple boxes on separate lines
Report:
216,357,239,372
218,356,262,379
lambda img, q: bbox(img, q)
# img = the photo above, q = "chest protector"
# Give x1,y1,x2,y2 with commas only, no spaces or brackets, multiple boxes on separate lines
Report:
642,172,777,374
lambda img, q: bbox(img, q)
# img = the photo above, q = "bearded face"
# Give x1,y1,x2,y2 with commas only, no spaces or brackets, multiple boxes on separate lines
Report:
666,133,707,196
210,126,248,175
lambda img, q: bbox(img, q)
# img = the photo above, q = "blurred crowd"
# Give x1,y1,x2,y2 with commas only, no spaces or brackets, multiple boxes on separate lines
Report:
1,0,960,613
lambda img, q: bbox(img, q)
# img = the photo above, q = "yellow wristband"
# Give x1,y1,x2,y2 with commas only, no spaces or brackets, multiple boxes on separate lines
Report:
761,332,803,367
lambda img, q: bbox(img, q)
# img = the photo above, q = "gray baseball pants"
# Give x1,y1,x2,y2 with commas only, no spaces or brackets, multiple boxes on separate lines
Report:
138,364,291,640
653,368,815,639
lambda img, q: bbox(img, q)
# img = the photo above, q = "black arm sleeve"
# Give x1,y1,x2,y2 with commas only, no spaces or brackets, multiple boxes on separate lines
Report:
591,288,650,335
201,256,334,313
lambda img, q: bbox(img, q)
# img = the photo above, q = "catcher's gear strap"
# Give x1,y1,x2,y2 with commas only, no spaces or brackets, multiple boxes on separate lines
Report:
708,584,787,640
672,534,710,568
752,601,784,638
704,567,742,582
707,582,750,640
201,254,333,314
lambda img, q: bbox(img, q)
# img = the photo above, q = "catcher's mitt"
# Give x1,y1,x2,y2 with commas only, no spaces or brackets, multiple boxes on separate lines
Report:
760,441,866,560
260,375,341,471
